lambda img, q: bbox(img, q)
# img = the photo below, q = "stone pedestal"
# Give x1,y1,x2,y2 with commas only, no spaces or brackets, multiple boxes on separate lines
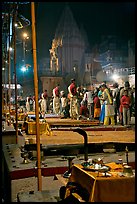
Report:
40,76,65,97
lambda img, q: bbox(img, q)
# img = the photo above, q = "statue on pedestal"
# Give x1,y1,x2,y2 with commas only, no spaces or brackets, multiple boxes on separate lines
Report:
49,38,62,72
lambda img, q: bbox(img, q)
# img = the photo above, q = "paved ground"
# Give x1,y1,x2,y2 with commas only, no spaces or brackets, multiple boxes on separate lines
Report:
3,121,135,147
24,129,135,145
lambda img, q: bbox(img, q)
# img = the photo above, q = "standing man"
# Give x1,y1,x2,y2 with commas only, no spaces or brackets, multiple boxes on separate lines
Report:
53,84,60,115
120,81,133,118
43,89,48,114
41,94,46,116
29,95,33,111
68,78,79,119
26,97,30,112
121,90,131,126
112,83,120,125
83,85,94,119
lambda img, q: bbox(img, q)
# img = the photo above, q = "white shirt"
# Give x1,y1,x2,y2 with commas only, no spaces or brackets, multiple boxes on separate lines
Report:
61,97,67,108
83,91,94,104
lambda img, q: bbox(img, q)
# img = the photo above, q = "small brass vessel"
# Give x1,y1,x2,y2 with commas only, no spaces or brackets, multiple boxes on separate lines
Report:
123,165,133,176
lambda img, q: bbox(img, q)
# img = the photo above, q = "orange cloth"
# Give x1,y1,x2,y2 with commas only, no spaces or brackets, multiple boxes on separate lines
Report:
94,107,101,118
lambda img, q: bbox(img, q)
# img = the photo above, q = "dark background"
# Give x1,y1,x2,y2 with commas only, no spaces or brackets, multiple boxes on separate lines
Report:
18,2,135,59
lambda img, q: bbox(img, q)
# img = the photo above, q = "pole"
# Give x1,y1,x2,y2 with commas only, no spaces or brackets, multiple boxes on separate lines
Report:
2,57,6,114
92,60,94,81
4,56,7,114
22,39,25,83
125,146,129,165
8,11,11,122
2,85,4,115
31,2,42,191
4,55,8,120
23,38,26,66
13,4,18,144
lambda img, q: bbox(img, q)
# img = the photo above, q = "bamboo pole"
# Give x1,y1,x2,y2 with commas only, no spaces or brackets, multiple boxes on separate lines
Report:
8,11,11,122
3,56,7,114
31,2,42,191
2,56,6,115
13,5,18,144
4,56,8,117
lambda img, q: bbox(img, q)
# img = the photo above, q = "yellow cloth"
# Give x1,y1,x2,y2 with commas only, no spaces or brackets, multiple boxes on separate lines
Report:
103,88,113,104
66,164,135,202
104,115,115,125
25,121,52,135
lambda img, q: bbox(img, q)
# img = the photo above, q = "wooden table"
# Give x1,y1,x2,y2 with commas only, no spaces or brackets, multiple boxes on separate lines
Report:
65,163,135,202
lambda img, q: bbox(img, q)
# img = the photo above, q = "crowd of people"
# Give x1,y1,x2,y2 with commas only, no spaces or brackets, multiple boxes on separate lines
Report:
25,79,135,126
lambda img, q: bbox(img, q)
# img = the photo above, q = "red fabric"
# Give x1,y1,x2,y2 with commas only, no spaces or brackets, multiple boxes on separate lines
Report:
119,104,123,113
93,96,101,108
121,95,131,109
80,105,89,117
54,87,60,97
70,83,77,96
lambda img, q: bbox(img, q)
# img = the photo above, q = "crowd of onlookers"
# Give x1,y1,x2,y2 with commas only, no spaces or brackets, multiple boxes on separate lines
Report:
25,79,135,126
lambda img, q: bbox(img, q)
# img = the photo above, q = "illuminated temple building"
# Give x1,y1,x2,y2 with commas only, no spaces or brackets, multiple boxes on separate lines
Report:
40,5,102,96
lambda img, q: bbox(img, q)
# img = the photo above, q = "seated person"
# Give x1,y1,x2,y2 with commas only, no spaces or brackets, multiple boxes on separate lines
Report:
79,100,89,120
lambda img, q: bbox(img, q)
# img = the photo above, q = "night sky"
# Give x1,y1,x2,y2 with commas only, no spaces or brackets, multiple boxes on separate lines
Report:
18,2,135,59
